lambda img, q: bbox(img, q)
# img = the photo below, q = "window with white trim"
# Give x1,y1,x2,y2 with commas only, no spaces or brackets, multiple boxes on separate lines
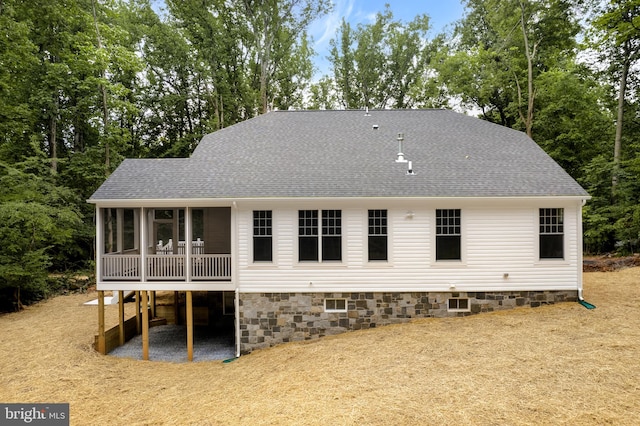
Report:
436,209,461,260
539,208,564,259
448,298,469,312
325,298,347,312
298,210,342,261
368,209,388,261
322,210,342,261
253,210,272,262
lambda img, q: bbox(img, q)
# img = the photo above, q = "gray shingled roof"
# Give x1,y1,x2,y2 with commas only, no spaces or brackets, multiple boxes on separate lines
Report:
89,109,588,201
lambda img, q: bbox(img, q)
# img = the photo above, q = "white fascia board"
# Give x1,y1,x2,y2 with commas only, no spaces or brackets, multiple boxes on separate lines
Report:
87,198,240,208
88,195,590,209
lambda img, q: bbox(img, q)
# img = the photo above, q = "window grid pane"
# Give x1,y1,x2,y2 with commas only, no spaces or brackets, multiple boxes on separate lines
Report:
322,210,341,236
299,210,318,236
539,208,564,234
368,210,387,235
436,209,461,235
253,210,272,236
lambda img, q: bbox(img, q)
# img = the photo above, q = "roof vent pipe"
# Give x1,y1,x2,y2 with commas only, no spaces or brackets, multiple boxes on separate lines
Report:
396,133,407,163
406,161,416,175
364,106,370,116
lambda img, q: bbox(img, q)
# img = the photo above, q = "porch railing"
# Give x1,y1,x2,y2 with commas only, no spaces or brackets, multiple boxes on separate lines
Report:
147,254,185,280
191,254,232,280
101,253,231,281
102,255,141,280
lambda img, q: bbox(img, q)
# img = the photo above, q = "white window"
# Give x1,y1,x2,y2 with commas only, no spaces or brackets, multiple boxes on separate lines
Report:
325,298,347,312
368,209,388,261
298,210,342,261
436,209,461,261
448,298,470,312
539,208,564,259
253,210,272,262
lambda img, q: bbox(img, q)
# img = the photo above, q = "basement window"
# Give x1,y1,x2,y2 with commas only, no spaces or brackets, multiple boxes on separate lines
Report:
448,298,470,312
325,298,347,312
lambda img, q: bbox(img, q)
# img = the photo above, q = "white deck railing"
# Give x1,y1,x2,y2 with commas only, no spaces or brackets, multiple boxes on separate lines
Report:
156,239,205,255
102,253,231,281
147,254,185,280
191,254,232,280
102,255,141,279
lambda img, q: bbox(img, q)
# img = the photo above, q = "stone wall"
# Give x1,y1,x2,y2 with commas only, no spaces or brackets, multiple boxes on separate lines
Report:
238,290,578,354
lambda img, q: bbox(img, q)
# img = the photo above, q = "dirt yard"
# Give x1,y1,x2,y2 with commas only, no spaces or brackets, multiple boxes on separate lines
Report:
1,268,639,425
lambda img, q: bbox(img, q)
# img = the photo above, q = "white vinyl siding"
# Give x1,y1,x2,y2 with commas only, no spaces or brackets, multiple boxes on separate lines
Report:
236,200,581,293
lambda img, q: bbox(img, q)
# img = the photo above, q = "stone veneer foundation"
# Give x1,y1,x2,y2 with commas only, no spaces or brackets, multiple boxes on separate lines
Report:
238,290,578,354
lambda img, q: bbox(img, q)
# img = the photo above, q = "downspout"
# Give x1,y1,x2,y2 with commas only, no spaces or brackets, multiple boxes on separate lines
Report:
232,201,241,358
577,198,596,309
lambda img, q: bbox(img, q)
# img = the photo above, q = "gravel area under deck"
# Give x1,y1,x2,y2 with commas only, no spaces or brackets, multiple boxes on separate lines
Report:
109,325,235,363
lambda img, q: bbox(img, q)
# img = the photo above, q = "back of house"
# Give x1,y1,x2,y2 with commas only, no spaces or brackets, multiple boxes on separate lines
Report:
89,109,589,356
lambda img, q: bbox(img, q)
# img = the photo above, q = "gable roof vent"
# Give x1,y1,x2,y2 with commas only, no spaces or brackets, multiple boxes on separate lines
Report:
395,133,408,163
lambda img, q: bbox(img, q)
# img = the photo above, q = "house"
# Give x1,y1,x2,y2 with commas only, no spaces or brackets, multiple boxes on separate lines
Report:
89,109,590,359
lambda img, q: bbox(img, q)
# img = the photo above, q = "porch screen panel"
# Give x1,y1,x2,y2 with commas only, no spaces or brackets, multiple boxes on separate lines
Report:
253,210,272,262
123,209,136,251
103,208,118,254
299,210,318,261
191,209,204,254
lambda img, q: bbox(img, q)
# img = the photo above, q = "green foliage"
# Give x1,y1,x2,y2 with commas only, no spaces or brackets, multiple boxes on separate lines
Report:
533,67,613,179
0,164,83,307
1,0,640,290
321,7,440,109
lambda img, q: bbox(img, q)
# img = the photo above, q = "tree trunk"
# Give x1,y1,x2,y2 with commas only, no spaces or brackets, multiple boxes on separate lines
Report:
13,287,24,312
612,49,630,194
49,96,58,173
92,0,110,175
260,62,268,114
520,1,536,138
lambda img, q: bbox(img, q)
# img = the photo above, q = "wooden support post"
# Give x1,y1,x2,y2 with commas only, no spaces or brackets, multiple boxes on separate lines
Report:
174,291,180,325
97,290,106,355
142,290,149,361
118,290,125,346
186,291,193,362
135,291,141,335
150,291,156,318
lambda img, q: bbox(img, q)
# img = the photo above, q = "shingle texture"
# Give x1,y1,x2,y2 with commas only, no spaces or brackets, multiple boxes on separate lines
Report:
89,109,588,200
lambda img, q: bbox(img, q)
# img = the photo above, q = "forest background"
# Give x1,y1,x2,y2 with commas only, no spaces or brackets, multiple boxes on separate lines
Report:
0,0,638,307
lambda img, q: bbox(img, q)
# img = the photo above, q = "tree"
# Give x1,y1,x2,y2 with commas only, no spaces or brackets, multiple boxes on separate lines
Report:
239,0,331,113
0,163,82,309
324,6,437,109
441,0,579,136
591,0,640,193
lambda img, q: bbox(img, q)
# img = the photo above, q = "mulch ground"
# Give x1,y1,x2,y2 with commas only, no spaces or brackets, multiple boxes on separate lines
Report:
583,254,640,272
0,267,639,425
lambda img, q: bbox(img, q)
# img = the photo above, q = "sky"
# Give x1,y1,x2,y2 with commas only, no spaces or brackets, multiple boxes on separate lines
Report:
151,0,466,80
309,0,466,78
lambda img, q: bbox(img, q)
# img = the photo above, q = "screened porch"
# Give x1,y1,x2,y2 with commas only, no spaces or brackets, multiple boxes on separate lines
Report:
98,207,232,282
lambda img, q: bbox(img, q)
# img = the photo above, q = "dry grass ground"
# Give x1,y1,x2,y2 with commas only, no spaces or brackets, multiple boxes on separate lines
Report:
1,269,639,426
